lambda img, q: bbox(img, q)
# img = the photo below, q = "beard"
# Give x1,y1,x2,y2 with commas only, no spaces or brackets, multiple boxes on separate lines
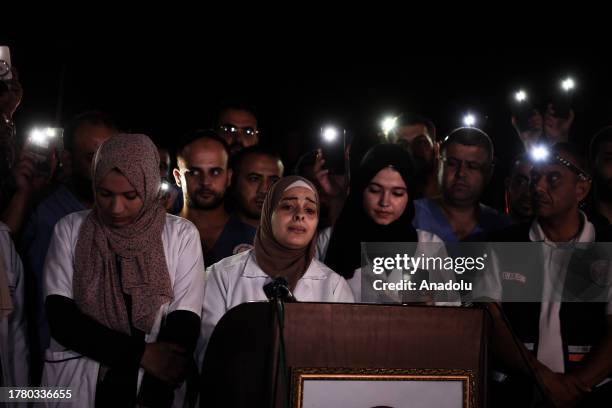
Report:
188,187,226,210
511,197,533,220
445,181,478,207
413,154,435,174
229,143,243,157
241,194,266,220
241,201,262,220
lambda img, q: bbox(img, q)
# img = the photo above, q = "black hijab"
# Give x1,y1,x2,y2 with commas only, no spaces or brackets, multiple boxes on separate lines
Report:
324,144,419,279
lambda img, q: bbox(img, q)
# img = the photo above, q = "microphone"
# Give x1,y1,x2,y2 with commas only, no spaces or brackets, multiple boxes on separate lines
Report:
264,277,295,406
263,277,296,302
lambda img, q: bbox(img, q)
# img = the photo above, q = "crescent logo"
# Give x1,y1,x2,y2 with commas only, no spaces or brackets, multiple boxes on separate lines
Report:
233,243,254,255
590,260,612,287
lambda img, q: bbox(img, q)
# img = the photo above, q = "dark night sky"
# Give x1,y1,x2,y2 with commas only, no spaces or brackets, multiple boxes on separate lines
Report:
4,39,612,170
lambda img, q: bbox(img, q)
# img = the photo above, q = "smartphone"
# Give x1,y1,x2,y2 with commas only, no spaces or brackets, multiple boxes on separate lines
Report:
26,127,64,175
160,179,172,198
0,46,13,80
320,127,346,175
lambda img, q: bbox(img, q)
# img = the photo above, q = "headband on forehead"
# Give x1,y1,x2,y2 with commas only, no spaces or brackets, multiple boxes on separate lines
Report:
533,153,592,181
529,144,591,182
553,154,591,181
284,180,316,193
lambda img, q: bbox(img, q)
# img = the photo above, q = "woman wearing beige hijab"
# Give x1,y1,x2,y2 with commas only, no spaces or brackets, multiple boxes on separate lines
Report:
197,176,354,363
41,134,204,408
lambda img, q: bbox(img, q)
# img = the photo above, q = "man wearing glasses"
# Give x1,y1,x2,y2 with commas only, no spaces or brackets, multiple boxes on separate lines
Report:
217,104,259,156
413,127,511,242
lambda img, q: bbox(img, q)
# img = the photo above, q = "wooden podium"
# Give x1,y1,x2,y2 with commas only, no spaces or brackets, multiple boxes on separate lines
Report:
200,302,488,408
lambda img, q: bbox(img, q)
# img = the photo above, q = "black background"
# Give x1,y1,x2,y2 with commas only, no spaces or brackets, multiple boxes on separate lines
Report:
4,39,611,171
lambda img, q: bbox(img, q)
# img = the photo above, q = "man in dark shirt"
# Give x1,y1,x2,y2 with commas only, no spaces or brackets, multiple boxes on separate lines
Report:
174,130,256,267
230,145,283,229
413,127,511,242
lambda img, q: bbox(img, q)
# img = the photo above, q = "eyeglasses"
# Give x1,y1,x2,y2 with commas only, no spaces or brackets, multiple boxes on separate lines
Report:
218,124,258,137
441,156,490,173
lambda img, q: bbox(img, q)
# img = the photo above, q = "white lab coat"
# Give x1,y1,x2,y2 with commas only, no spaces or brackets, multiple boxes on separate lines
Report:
197,249,354,363
40,211,205,408
0,223,29,408
315,226,455,303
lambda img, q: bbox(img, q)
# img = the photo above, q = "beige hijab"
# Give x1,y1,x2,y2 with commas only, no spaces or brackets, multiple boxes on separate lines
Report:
73,134,172,334
254,176,319,290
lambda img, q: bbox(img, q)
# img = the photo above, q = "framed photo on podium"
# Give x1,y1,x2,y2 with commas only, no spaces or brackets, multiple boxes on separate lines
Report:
291,367,475,408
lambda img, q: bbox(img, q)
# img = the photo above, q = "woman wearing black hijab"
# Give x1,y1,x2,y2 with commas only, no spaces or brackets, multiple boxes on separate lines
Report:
323,144,444,300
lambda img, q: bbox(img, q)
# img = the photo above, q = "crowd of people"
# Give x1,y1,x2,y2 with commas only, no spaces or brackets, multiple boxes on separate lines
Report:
0,58,611,408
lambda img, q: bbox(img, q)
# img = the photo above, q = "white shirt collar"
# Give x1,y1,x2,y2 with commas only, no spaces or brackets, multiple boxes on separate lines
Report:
241,250,327,279
529,211,595,244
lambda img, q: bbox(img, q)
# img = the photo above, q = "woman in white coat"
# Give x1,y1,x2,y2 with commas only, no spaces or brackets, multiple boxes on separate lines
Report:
41,134,204,408
0,222,29,407
199,176,354,359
